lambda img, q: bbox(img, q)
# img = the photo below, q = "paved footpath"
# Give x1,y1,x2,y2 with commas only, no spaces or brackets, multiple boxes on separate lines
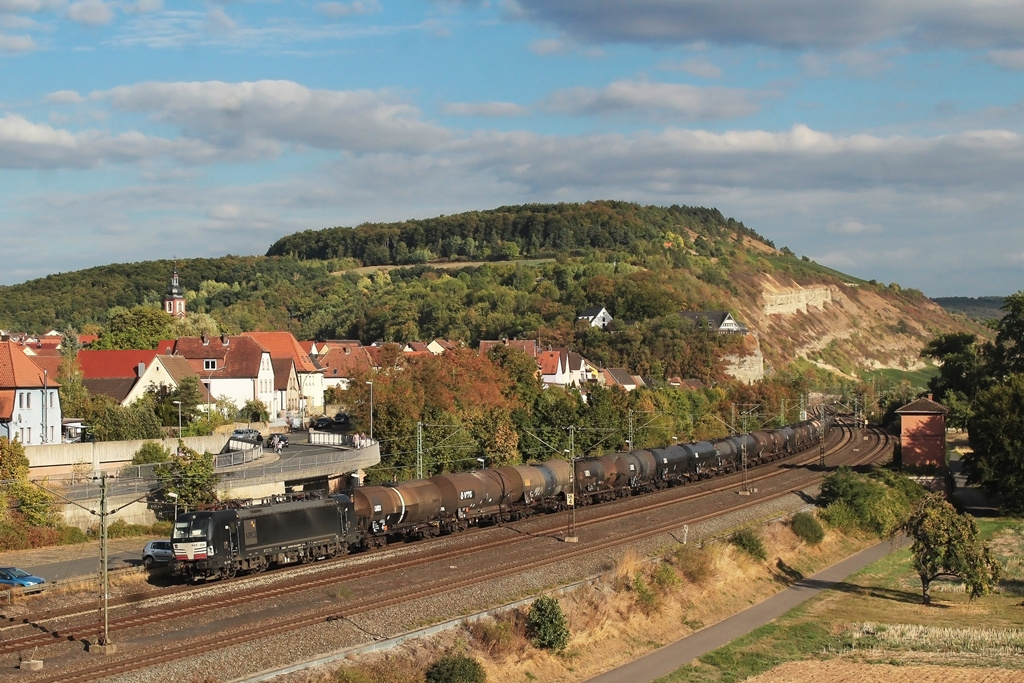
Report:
586,538,906,683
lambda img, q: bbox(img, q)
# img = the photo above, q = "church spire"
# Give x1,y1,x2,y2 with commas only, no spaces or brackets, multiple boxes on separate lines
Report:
164,264,187,318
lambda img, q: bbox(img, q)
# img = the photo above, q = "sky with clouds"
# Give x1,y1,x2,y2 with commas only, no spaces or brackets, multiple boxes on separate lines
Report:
2,1,1023,296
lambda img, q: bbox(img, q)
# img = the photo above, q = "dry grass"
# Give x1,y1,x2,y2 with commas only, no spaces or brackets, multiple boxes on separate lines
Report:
848,622,1024,655
322,519,877,683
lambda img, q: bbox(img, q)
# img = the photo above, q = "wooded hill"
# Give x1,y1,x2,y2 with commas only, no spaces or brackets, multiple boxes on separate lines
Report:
0,201,983,383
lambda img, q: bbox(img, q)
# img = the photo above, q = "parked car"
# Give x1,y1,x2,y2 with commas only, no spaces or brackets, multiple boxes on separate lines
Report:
230,428,261,442
0,567,46,588
333,412,350,428
142,540,174,568
312,416,332,430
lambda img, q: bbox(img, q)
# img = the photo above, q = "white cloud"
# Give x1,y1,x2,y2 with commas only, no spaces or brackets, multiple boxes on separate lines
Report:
441,101,527,117
205,7,236,34
101,80,450,154
45,90,86,104
989,49,1024,71
658,58,722,79
0,32,34,52
529,38,566,55
542,80,761,121
66,0,115,27
828,219,883,235
123,0,163,14
207,202,242,220
315,1,382,18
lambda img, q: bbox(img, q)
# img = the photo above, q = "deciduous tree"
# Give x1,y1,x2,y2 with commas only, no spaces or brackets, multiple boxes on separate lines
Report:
899,494,1000,605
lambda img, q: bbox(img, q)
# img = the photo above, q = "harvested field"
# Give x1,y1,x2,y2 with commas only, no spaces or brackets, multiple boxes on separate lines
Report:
747,660,1024,682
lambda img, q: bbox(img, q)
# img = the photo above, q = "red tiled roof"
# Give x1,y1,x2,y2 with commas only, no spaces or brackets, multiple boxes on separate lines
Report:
0,341,58,389
896,397,949,414
169,335,268,379
406,342,430,353
78,334,99,347
0,390,14,420
242,331,319,373
78,350,158,379
538,350,563,376
156,340,175,354
318,345,373,379
28,354,62,381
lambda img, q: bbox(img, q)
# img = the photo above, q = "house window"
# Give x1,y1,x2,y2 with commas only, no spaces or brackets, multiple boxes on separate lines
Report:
25,393,30,409
49,391,55,408
204,359,217,371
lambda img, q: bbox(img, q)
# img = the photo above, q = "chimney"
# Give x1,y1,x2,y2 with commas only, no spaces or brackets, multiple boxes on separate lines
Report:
137,362,145,377
201,335,209,345
221,335,229,346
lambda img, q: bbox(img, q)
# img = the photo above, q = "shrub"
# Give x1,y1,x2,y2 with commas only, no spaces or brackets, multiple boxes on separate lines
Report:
672,545,713,584
791,512,825,545
820,500,858,531
652,562,680,590
468,617,523,658
819,466,918,536
526,596,570,652
56,525,89,545
103,519,150,539
730,528,767,561
424,654,486,683
132,441,171,465
633,575,659,614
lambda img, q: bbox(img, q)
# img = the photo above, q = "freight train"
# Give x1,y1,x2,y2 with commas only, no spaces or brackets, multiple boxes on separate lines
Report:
170,416,825,580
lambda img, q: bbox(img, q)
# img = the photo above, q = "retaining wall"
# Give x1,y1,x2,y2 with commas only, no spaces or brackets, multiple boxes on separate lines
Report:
26,435,230,479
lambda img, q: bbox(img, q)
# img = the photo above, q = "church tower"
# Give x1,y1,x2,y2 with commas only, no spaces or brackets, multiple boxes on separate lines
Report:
164,267,187,318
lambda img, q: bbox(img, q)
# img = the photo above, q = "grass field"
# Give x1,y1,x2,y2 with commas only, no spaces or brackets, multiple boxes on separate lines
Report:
859,365,940,391
657,519,1024,682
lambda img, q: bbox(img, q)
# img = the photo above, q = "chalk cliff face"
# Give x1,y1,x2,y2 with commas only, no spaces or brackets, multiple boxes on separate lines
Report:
720,274,984,379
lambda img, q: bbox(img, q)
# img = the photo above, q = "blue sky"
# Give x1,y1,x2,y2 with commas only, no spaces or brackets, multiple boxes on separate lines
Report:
2,1,1023,297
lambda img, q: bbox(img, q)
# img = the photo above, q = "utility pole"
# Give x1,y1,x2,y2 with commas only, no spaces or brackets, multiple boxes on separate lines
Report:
564,425,577,543
416,421,423,480
97,473,114,652
819,412,828,468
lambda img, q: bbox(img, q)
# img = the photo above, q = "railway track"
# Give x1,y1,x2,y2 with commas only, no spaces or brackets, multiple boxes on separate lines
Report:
0,422,853,657
7,424,890,681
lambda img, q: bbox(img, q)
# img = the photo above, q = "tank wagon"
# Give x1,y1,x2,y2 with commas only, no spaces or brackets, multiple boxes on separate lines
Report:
171,415,826,580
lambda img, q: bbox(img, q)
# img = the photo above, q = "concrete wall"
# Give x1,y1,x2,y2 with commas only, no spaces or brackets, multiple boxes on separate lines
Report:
62,492,158,529
26,434,229,479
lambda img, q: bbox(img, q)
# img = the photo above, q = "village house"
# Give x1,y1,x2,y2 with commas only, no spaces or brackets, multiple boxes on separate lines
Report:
577,306,614,329
680,311,748,334
165,335,276,414
77,349,197,406
242,331,325,416
0,341,62,445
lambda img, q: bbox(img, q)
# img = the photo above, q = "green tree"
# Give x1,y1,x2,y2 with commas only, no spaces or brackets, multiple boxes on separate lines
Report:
965,373,1024,512
56,328,90,418
155,441,219,510
93,306,177,350
525,595,570,652
987,291,1024,377
153,376,204,428
240,398,270,424
90,396,163,441
899,494,1000,605
0,437,57,528
920,332,982,402
132,441,172,465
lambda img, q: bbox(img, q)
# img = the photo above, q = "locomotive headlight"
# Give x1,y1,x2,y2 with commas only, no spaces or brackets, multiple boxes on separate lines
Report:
208,545,214,556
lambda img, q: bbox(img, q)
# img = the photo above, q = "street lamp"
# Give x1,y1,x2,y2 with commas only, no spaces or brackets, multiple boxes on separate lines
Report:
167,491,178,521
172,400,182,436
365,381,374,443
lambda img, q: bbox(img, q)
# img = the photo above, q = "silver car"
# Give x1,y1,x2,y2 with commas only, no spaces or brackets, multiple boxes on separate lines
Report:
142,540,174,568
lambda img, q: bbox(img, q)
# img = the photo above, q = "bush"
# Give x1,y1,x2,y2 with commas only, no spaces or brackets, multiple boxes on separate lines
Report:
730,528,767,561
132,441,172,465
56,525,89,545
525,595,570,652
102,519,151,539
424,654,486,683
791,512,825,545
652,562,680,590
468,617,523,658
633,575,659,614
820,500,858,531
672,545,713,584
819,466,918,536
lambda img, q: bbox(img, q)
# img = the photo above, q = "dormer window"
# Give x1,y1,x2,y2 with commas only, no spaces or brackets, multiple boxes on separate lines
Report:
204,359,217,371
